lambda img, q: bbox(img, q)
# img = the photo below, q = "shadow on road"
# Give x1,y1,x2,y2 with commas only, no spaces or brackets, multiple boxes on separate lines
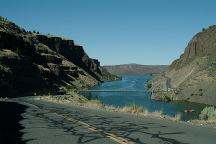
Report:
71,113,188,144
31,104,189,144
0,101,27,144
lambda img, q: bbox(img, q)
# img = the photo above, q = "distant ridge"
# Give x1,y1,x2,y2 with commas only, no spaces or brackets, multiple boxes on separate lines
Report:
102,64,168,75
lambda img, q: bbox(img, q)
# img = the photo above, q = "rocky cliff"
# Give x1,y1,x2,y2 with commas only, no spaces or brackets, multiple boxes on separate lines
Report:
103,64,167,75
151,25,216,105
0,16,117,97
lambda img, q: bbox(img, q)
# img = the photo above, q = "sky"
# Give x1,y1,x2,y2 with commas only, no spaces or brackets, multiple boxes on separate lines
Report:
0,0,216,65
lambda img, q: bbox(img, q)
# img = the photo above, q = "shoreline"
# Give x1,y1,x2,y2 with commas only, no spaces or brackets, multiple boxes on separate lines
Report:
2,93,216,128
26,95,216,128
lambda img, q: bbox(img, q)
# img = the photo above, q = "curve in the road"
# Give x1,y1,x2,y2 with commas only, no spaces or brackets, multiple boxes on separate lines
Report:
21,100,133,144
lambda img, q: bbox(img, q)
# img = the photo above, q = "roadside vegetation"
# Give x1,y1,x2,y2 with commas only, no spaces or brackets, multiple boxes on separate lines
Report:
0,97,8,101
173,112,182,122
37,91,103,109
35,93,216,126
191,106,216,127
121,103,145,113
147,81,152,89
37,94,184,123
199,106,216,120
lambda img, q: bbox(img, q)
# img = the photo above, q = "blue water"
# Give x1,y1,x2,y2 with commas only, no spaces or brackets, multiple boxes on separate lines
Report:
81,75,206,121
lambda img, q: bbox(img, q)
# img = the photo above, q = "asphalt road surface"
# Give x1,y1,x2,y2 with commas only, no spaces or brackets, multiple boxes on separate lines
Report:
3,97,216,144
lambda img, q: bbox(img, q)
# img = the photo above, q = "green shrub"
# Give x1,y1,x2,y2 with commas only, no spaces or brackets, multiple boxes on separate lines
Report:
162,95,171,102
199,106,216,120
15,48,20,54
147,83,152,89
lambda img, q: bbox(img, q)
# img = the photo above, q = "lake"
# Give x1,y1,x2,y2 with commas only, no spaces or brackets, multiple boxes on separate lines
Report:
81,75,206,121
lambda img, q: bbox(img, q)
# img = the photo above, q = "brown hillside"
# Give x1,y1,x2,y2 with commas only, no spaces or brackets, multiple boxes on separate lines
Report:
152,25,216,105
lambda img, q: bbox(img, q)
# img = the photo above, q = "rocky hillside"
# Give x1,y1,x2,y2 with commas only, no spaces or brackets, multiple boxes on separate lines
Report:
0,16,117,97
103,64,167,75
151,25,216,105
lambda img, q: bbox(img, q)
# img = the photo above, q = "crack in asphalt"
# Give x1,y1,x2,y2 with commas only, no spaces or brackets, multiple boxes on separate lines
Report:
18,99,190,144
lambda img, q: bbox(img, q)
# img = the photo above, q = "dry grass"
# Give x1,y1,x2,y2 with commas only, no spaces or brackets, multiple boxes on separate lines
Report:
98,104,166,119
117,104,164,118
37,94,167,119
37,94,216,127
173,112,182,122
0,97,8,101
37,92,103,109
35,94,216,127
190,119,216,127
120,104,144,114
0,29,6,32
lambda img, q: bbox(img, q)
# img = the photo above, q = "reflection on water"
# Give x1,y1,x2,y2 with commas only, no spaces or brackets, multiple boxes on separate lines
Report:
81,75,206,121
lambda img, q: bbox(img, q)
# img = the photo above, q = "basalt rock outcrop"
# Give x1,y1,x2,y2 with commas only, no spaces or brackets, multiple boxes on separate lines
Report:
151,25,216,105
0,16,117,97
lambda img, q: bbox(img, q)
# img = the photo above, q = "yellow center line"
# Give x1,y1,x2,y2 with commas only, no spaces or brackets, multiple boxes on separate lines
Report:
107,136,129,144
52,111,134,144
20,101,134,144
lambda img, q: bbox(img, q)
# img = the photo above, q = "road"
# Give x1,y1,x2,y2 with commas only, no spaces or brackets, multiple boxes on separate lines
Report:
4,97,216,144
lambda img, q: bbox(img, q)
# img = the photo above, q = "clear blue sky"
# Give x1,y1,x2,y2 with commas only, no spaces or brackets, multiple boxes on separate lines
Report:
1,0,216,65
